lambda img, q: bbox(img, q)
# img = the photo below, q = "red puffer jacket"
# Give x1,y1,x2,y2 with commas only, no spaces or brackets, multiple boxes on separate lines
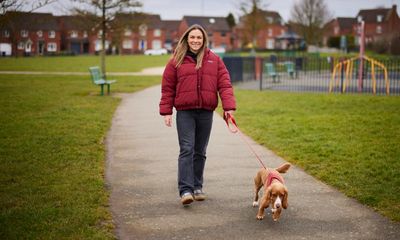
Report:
159,49,236,115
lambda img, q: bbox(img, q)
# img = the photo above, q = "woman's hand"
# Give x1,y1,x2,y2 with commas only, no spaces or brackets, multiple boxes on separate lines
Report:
224,110,235,119
164,115,172,127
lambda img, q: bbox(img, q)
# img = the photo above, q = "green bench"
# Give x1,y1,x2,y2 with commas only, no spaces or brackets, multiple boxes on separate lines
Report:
88,66,117,95
264,63,280,83
284,61,295,78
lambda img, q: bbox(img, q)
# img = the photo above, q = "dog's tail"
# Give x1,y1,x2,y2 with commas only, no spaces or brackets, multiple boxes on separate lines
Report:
275,163,291,174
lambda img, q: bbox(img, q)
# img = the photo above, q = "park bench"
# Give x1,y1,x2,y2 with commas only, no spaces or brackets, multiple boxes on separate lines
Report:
284,61,295,78
88,66,116,95
264,63,280,83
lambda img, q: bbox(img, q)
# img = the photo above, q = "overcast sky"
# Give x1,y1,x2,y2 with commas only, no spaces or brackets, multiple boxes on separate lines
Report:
37,0,400,22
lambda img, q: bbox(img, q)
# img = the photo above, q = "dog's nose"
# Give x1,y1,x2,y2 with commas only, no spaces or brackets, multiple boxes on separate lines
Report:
276,203,281,208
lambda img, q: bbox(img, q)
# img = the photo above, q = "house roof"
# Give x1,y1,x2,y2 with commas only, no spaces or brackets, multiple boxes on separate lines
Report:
57,15,95,31
236,10,284,29
0,11,59,30
162,20,180,31
276,30,302,40
182,16,230,32
260,10,283,24
336,17,356,30
356,6,393,23
114,13,162,29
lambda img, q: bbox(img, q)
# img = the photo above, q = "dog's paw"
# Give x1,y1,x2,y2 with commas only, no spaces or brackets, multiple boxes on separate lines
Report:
252,201,259,207
256,215,264,220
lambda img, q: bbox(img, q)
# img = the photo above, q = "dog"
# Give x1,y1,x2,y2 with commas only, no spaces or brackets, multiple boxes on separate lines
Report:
252,163,290,221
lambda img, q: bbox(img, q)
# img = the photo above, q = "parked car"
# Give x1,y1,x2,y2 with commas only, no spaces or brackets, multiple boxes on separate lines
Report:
144,48,168,55
210,47,226,54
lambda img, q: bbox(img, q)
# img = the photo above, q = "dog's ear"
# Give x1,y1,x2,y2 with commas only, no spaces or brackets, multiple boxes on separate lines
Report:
282,187,288,209
264,186,272,205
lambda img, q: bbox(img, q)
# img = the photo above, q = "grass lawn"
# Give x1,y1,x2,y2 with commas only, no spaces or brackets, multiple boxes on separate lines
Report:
1,54,399,240
0,74,161,239
233,89,400,221
0,54,170,72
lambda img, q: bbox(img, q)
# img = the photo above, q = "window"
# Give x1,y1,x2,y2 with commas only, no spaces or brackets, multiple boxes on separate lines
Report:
83,31,88,38
377,15,383,23
48,30,55,38
18,42,25,50
267,17,273,24
124,29,132,36
152,40,161,49
221,32,226,37
334,27,339,35
153,29,161,37
47,42,57,52
139,24,147,37
357,16,362,23
21,30,28,37
266,39,274,49
123,40,133,49
4,30,10,38
70,31,78,38
268,28,273,37
37,30,43,37
376,26,382,34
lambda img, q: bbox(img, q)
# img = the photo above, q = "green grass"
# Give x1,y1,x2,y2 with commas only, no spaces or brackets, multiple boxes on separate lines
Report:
233,89,400,221
0,74,161,239
0,55,170,72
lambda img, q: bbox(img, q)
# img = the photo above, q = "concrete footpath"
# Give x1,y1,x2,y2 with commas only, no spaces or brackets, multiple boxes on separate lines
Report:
105,85,400,240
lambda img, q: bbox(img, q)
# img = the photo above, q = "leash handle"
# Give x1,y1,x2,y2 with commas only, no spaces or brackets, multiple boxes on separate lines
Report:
224,112,238,133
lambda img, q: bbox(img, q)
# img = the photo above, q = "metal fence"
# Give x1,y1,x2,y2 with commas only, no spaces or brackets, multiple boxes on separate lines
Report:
223,55,400,96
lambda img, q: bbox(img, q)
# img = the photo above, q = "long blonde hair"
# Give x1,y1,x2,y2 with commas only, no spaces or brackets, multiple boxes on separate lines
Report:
173,24,209,69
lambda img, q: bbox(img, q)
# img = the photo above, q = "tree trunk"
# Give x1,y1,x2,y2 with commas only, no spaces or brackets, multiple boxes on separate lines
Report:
101,0,106,79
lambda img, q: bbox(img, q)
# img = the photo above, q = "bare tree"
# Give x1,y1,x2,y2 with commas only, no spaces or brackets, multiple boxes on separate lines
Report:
290,0,332,46
0,0,56,14
0,0,57,57
72,0,141,78
239,0,269,54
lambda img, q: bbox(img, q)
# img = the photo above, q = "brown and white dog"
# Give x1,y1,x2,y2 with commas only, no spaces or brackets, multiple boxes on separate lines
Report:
252,163,290,221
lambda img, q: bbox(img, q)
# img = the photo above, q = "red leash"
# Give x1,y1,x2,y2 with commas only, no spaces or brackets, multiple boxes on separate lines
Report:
223,113,267,169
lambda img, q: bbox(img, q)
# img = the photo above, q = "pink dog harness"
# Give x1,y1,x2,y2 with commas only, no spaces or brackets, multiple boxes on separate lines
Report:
265,170,284,187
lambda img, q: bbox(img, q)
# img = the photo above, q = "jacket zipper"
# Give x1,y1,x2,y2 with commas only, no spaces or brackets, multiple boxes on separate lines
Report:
197,68,201,108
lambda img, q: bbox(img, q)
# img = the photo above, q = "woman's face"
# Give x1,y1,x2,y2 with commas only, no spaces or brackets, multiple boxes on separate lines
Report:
187,29,204,53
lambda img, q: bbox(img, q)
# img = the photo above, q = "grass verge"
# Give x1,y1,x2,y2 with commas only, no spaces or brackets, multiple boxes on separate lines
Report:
0,74,161,239
233,89,400,221
0,55,170,72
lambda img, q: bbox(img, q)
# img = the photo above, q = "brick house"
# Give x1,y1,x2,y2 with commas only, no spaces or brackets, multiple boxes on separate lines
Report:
323,17,356,46
179,16,232,50
57,15,93,54
233,10,286,50
114,13,166,54
162,20,180,52
354,4,400,45
0,11,61,56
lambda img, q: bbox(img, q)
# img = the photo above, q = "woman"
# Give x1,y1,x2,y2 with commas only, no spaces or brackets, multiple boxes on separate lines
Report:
159,24,236,205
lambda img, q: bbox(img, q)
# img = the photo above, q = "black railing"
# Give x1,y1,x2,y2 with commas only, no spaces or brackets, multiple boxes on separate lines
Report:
223,55,400,96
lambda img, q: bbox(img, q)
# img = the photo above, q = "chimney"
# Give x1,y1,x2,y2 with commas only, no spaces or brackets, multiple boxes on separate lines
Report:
392,4,397,12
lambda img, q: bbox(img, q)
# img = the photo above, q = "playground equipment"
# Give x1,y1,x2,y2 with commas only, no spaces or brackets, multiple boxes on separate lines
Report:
329,56,389,95
330,21,390,95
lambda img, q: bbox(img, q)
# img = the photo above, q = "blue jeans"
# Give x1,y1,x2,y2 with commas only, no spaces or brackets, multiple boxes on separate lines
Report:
176,110,213,196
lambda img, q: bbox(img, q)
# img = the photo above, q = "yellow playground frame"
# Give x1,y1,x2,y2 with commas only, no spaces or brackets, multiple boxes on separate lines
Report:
329,56,390,95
